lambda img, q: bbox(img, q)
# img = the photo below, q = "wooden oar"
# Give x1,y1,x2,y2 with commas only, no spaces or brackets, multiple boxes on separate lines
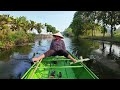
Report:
70,57,90,65
30,59,43,79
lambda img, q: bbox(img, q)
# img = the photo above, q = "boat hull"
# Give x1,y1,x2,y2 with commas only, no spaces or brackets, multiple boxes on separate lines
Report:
21,53,99,79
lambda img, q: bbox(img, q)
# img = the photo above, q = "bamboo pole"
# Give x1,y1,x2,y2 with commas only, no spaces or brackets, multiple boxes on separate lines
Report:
30,59,43,79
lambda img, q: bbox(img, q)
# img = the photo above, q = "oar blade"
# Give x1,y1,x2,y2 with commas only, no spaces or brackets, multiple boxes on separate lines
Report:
70,58,90,65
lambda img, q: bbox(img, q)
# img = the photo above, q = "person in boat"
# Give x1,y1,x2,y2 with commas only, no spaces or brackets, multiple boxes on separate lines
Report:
32,32,77,63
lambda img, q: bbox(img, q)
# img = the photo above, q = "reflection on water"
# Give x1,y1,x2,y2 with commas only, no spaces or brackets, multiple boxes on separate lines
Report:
0,45,32,61
0,45,33,79
90,41,120,79
70,38,99,58
1,36,120,79
0,54,32,79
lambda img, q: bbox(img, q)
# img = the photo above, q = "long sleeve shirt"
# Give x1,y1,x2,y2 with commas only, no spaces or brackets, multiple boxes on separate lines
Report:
50,39,66,51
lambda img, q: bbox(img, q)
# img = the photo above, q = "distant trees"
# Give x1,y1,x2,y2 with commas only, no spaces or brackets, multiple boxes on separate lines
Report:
69,11,100,38
63,28,73,37
45,23,59,34
69,11,120,38
0,14,60,36
35,23,44,34
0,14,43,49
0,14,47,35
97,11,120,38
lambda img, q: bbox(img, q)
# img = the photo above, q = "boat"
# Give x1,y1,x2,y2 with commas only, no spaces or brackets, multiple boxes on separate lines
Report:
21,51,99,79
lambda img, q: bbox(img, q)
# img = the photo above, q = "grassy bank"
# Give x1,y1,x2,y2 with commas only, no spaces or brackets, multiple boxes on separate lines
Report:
80,35,120,44
0,31,35,50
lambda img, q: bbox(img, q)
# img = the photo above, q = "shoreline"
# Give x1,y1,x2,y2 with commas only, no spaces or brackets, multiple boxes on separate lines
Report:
83,37,120,45
1,35,120,51
35,34,53,39
0,34,52,51
0,42,34,51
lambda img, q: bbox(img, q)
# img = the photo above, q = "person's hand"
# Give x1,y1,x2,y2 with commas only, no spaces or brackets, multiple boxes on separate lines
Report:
73,59,77,63
70,59,77,65
32,58,38,62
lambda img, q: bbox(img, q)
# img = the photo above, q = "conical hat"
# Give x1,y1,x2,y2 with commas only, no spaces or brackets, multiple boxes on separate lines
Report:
53,32,64,38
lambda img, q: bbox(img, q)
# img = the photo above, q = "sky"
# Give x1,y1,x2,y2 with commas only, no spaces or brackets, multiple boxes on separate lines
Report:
0,11,76,32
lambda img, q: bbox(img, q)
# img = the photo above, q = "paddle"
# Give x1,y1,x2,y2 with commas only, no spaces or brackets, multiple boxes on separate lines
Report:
30,59,43,79
70,56,90,65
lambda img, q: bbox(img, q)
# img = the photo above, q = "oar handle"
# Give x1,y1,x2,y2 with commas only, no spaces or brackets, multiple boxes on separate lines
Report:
70,58,90,65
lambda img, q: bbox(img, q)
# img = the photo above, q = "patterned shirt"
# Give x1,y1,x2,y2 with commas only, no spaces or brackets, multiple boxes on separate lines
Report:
50,39,66,51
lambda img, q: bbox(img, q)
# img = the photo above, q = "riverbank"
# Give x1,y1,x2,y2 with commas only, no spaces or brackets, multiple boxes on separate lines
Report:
81,36,120,45
0,42,34,51
0,34,53,51
0,31,35,51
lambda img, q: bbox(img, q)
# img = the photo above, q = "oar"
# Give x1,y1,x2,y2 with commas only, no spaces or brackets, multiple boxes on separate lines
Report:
70,56,90,65
30,59,43,79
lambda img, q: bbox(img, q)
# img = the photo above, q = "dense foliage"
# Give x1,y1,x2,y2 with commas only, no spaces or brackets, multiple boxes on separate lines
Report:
67,11,120,39
0,14,58,49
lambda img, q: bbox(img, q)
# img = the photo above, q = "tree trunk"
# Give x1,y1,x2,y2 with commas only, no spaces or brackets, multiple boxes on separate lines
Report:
103,30,105,37
94,30,95,36
30,28,33,31
109,42,113,55
102,42,105,55
92,29,93,37
111,25,113,39
86,29,87,35
103,25,105,38
110,12,113,39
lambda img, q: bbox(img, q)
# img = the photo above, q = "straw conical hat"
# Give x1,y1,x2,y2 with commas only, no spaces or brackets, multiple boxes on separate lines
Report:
53,32,64,38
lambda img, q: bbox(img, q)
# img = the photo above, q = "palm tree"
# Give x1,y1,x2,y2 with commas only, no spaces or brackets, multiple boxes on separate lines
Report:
35,23,44,34
30,20,36,31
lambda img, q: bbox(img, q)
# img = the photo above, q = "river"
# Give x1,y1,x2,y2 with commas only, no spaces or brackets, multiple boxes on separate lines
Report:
0,36,120,79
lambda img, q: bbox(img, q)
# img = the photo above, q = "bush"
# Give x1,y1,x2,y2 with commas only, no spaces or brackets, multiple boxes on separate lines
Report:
0,31,35,49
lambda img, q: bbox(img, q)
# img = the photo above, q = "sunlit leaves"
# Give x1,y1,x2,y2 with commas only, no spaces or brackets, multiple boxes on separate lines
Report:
96,11,120,38
45,24,59,34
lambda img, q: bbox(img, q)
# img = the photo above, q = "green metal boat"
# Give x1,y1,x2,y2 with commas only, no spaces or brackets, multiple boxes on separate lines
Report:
21,51,99,79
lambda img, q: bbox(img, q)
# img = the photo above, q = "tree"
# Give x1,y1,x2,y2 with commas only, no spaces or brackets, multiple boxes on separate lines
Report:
63,28,73,37
69,11,98,37
30,20,36,31
45,23,59,34
69,13,84,38
35,23,44,34
96,11,120,38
